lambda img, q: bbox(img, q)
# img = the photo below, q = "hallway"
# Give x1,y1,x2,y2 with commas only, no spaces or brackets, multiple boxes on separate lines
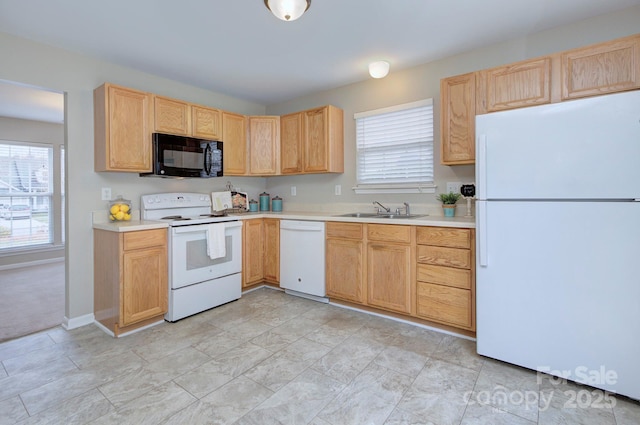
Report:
0,261,65,342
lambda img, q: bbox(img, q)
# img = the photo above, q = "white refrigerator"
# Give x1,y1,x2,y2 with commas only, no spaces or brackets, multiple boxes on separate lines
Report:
475,90,640,400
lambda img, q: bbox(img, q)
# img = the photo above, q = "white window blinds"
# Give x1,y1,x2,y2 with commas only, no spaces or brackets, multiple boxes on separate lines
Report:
354,99,434,193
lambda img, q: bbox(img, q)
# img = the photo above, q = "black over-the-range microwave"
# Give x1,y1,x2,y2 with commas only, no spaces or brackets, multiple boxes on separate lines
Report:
140,133,223,178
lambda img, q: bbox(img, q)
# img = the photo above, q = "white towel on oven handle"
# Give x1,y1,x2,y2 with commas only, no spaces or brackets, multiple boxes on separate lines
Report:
206,223,226,260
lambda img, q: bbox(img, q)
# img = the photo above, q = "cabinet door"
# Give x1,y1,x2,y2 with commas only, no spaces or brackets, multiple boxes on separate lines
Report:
303,106,344,173
326,238,365,303
121,246,168,326
562,35,640,100
485,57,551,112
249,116,280,175
243,219,264,286
440,73,476,165
263,218,280,284
280,112,303,174
367,243,411,314
222,112,247,175
154,96,190,136
192,105,222,140
303,107,328,172
94,83,152,172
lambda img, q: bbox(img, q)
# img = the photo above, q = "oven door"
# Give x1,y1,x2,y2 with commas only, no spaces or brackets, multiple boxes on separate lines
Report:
169,221,242,289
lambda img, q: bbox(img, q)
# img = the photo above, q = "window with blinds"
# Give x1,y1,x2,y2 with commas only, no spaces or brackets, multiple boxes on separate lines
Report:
0,141,55,250
354,99,435,194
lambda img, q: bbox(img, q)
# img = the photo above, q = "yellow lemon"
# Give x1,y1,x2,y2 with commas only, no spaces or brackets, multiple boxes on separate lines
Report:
124,213,131,221
110,205,120,215
120,204,130,213
109,214,116,221
115,211,125,220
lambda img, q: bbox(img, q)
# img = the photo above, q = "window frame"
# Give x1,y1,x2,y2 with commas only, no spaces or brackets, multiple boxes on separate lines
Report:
353,99,436,195
0,139,62,253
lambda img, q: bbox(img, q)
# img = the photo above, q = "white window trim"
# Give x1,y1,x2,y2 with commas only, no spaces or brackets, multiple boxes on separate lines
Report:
352,183,437,195
353,99,435,195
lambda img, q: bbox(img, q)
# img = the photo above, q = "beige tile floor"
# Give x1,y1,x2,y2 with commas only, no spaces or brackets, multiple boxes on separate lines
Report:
0,287,638,424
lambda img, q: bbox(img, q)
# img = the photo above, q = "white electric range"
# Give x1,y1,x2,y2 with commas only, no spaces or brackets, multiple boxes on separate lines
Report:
141,192,243,321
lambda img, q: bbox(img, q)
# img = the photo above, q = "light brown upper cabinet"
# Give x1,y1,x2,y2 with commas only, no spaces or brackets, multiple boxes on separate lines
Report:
280,112,304,174
482,57,551,112
222,111,248,176
249,116,280,175
440,73,476,165
192,105,222,140
154,96,190,136
440,33,640,166
94,83,153,172
302,105,344,173
561,34,640,100
154,96,223,140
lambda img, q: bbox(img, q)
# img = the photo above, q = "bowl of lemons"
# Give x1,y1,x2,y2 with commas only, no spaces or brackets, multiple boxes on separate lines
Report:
108,196,132,221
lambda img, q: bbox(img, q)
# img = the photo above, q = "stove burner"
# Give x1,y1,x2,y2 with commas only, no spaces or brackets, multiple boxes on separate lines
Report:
161,215,191,221
200,213,228,218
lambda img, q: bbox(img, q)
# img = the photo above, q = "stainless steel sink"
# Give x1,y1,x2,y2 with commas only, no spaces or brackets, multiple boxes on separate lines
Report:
335,212,427,219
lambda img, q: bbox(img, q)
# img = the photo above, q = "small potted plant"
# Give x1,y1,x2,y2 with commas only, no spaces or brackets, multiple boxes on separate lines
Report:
437,192,462,217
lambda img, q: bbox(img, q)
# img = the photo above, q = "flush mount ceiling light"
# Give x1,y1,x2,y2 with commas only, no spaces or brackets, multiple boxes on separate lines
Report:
264,0,311,21
369,61,390,79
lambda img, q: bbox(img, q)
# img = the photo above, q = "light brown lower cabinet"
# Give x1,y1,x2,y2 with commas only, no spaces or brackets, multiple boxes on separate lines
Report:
325,222,365,303
263,218,280,284
94,228,168,336
242,218,279,287
325,222,475,333
415,227,475,331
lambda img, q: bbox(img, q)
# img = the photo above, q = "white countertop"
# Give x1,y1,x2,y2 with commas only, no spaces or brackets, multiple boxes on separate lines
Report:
91,210,475,232
92,219,169,232
228,211,475,228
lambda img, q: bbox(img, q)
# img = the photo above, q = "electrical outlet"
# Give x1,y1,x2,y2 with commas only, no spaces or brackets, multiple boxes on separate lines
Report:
446,182,462,194
335,184,341,196
101,187,112,201
291,186,297,196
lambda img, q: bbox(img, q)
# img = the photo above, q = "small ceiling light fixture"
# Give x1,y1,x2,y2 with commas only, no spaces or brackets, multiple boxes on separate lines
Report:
264,0,311,21
369,61,390,79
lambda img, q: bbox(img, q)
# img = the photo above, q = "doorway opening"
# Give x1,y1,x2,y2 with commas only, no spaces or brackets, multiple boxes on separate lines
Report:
0,80,66,342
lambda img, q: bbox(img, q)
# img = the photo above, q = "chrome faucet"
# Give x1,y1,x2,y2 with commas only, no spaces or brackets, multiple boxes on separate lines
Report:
396,202,411,216
373,201,391,214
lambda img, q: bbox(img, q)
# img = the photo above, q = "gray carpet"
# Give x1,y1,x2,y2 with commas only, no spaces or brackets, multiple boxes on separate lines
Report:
0,261,65,342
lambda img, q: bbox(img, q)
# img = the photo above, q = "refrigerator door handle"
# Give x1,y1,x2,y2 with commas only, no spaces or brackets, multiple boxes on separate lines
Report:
478,201,488,267
477,135,487,200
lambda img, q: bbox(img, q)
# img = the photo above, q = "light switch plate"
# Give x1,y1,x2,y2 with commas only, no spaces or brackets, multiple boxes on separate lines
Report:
335,185,341,196
291,186,296,196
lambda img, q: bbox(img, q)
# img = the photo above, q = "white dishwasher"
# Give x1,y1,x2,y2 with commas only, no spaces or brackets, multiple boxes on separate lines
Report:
279,220,327,301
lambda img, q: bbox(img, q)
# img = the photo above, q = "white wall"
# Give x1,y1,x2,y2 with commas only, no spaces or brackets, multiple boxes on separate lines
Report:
0,4,638,325
264,6,640,214
0,31,268,323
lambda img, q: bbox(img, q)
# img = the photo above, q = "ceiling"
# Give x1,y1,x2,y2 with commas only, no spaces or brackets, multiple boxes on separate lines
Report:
0,0,639,123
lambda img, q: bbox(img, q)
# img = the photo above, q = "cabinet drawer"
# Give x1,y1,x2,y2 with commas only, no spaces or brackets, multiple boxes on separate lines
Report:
417,282,472,329
327,222,363,240
123,229,167,251
368,224,411,243
417,245,470,269
417,264,471,290
416,227,471,249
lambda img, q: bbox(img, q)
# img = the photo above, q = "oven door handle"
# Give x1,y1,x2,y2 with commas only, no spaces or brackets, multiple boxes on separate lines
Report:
172,221,241,234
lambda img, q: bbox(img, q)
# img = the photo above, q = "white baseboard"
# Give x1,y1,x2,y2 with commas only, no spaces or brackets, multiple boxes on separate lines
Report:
62,313,95,330
0,256,64,271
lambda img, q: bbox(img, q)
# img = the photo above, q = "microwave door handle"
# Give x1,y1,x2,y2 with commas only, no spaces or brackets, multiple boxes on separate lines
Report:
203,144,212,175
